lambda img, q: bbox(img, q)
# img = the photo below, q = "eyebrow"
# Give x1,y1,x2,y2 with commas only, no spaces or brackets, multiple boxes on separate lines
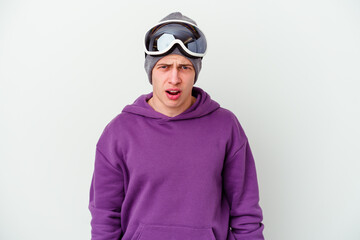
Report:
156,63,193,67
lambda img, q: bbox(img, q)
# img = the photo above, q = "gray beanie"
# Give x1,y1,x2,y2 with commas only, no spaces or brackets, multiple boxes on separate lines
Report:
144,12,203,85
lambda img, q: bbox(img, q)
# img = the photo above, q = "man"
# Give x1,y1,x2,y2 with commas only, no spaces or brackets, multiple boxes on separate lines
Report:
89,12,264,240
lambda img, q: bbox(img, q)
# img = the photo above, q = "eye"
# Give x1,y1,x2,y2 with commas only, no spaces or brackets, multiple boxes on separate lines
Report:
182,66,190,70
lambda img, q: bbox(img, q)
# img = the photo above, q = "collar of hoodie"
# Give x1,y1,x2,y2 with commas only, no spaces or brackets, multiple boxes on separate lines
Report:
122,86,220,122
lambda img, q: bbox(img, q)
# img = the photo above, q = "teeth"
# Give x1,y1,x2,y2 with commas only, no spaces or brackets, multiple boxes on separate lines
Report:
167,90,180,96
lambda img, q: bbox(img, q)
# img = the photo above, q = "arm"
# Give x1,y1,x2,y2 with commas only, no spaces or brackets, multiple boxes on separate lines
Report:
89,147,125,240
223,116,264,239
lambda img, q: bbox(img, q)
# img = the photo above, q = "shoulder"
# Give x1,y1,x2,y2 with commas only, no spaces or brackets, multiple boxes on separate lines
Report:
214,107,248,141
103,111,132,131
96,111,133,147
214,107,243,127
215,107,238,119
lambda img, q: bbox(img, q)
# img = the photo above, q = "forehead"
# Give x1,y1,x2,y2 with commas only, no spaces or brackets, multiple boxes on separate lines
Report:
156,54,193,65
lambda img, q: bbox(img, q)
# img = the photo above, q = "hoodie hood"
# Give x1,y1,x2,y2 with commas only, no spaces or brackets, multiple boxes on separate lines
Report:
122,86,220,121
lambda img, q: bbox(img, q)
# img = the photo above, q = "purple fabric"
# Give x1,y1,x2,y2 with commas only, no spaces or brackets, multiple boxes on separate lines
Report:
89,86,264,240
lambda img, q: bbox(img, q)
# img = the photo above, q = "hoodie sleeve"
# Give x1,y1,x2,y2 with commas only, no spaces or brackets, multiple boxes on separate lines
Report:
223,114,264,240
89,125,125,240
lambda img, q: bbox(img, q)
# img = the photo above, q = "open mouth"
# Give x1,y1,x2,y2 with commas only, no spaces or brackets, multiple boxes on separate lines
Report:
165,90,182,100
166,90,181,95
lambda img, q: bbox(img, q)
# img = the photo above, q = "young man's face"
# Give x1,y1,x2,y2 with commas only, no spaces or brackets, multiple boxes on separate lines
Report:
151,54,195,117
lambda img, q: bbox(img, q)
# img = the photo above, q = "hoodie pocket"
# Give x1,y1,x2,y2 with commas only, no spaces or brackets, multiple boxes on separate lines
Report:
131,223,216,240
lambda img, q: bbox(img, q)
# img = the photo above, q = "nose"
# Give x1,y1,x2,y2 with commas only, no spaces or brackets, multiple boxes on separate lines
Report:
168,67,181,85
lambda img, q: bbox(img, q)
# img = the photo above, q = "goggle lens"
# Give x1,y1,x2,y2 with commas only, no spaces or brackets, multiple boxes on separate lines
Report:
145,22,207,57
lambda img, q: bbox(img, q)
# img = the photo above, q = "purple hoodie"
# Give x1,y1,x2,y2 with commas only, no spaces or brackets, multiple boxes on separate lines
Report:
89,86,264,240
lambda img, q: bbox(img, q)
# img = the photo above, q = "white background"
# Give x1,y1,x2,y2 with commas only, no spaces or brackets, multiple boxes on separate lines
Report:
1,0,359,239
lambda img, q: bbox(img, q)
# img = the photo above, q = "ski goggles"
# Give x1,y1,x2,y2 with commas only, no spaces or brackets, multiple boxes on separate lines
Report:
144,20,207,58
